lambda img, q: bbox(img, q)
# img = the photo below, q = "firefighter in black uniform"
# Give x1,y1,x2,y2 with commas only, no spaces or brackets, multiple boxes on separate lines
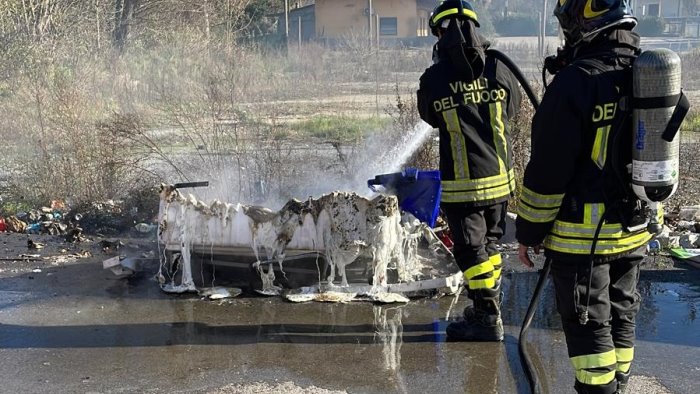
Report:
516,1,652,393
418,0,521,341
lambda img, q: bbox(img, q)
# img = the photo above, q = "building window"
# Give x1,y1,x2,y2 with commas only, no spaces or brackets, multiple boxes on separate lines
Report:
646,4,660,17
380,17,398,36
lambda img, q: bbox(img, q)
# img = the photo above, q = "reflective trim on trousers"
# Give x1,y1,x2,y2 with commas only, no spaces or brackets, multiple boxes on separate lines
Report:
464,260,494,280
571,350,617,385
468,277,496,290
616,347,634,373
575,369,617,386
489,254,502,279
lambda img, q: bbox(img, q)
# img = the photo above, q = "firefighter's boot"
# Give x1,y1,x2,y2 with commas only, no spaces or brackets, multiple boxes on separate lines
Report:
614,371,630,394
446,285,503,341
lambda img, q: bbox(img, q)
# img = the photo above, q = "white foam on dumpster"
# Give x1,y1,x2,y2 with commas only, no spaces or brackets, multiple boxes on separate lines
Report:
157,185,461,299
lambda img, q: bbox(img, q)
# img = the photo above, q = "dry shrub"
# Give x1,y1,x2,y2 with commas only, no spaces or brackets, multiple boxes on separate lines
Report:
509,85,538,212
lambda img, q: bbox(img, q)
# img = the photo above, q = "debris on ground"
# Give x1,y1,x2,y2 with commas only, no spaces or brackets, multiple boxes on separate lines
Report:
650,205,700,268
0,188,159,241
199,287,243,300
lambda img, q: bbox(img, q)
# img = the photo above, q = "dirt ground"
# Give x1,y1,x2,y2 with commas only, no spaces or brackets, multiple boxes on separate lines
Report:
1,230,697,393
0,232,158,280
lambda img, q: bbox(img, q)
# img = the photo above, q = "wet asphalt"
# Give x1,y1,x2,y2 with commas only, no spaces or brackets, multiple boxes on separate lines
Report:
0,242,699,394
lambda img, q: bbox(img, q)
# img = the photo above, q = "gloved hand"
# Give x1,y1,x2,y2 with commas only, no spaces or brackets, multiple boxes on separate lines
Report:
518,243,543,268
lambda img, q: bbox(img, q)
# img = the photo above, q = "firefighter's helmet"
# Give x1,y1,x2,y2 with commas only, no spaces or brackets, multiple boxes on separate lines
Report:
429,0,480,36
554,0,637,45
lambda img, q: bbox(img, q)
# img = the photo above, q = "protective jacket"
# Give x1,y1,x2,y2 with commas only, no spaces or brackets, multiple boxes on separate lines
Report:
515,30,657,259
417,41,522,207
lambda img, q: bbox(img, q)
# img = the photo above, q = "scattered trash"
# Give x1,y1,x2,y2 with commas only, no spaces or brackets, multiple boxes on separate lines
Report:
313,291,357,303
669,247,700,269
32,268,42,273
134,223,157,233
27,240,45,250
99,239,124,253
285,293,317,303
5,216,27,233
102,256,134,277
647,240,661,255
26,223,41,234
285,289,407,304
369,292,409,304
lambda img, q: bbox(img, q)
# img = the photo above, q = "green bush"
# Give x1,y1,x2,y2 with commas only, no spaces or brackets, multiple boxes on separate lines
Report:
682,111,700,132
637,16,665,37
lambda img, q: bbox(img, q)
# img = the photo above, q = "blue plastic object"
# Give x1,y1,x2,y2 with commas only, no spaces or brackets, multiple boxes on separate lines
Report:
367,168,442,227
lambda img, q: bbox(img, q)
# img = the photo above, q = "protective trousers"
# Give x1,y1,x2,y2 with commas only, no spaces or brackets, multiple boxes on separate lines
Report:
443,202,506,306
550,251,643,394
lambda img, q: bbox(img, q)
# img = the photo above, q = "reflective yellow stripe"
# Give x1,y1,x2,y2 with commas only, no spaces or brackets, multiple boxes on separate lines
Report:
545,231,652,255
583,203,605,225
442,169,515,191
571,350,616,369
489,101,507,175
469,277,496,289
575,370,616,385
441,179,514,202
443,108,469,179
591,125,611,169
520,186,565,208
518,203,559,223
571,349,616,370
489,255,502,279
617,361,631,373
584,0,609,19
615,348,634,363
552,220,639,238
464,260,494,280
431,8,478,25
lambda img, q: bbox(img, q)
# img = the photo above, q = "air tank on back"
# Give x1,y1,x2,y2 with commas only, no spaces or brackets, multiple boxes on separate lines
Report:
631,48,682,203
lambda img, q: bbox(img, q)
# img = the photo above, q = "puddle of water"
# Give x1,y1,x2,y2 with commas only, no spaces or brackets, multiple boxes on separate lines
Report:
637,281,700,346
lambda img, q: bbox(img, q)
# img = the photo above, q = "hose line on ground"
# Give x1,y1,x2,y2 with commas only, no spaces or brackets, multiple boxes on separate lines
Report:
492,48,547,394
518,257,551,394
